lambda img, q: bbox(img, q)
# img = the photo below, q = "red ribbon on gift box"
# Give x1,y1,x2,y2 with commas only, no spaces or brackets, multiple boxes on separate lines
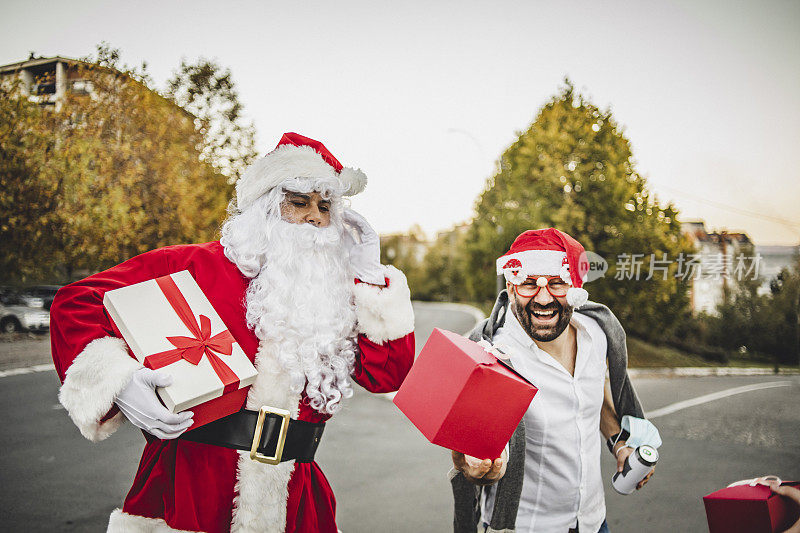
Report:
143,275,239,394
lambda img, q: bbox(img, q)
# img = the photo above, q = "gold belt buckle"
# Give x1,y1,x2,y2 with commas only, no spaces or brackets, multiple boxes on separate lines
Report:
250,405,290,465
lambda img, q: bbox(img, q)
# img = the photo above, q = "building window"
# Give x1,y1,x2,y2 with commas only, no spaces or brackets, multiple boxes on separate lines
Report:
34,81,56,95
70,79,92,95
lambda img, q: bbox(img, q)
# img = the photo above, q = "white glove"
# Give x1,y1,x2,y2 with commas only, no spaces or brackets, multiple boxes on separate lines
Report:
115,368,194,440
343,208,386,285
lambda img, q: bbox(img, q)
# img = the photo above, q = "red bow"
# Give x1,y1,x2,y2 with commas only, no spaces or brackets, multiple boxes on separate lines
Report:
144,275,239,394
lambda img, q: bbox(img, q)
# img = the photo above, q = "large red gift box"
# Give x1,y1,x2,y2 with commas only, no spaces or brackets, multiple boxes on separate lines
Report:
703,481,800,533
393,328,538,459
103,270,258,429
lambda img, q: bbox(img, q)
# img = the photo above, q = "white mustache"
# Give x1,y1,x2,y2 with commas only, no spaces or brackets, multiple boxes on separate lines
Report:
273,219,343,248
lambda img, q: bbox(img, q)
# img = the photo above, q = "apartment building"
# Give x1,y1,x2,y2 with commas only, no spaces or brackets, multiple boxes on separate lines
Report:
0,55,93,110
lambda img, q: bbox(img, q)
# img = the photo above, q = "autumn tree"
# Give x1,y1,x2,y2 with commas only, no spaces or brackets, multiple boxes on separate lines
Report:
0,44,239,282
0,81,64,280
464,80,692,339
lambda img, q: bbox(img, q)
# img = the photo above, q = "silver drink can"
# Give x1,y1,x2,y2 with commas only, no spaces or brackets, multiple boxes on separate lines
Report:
611,445,659,495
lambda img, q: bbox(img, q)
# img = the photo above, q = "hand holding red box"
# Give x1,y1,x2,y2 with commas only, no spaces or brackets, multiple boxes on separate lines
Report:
393,328,537,460
703,477,800,533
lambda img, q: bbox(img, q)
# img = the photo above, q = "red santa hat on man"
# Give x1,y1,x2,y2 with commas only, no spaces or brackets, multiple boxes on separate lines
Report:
496,228,591,308
235,132,367,211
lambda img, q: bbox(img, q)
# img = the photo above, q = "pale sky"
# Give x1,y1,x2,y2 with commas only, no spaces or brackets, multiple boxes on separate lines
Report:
2,0,799,245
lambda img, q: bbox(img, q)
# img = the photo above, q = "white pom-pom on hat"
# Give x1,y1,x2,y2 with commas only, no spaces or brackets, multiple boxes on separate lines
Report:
338,166,367,196
566,287,588,308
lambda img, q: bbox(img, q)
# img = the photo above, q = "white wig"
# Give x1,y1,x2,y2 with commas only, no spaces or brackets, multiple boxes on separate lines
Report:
220,177,357,414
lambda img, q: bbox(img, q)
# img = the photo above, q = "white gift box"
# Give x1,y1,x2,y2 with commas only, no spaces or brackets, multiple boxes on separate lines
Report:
103,270,258,413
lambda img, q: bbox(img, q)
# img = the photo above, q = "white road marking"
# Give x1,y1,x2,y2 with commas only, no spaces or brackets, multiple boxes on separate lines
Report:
0,363,55,378
646,381,793,419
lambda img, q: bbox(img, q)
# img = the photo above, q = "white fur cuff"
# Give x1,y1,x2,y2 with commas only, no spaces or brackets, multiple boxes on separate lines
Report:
58,336,141,442
353,265,415,344
108,509,195,532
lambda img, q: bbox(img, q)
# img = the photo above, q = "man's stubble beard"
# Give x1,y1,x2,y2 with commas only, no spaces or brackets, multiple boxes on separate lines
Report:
510,292,573,342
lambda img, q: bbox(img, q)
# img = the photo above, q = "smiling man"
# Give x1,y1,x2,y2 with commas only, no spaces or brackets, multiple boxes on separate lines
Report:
451,228,661,533
50,132,416,533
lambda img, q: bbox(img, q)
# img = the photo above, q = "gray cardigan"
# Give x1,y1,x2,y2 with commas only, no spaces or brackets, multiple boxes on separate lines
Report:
451,291,644,533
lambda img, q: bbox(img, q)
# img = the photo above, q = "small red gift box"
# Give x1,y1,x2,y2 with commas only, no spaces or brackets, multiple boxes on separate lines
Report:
393,328,538,459
703,481,800,533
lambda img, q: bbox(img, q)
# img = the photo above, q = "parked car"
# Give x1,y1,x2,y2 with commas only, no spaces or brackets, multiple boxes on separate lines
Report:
23,285,63,310
0,290,50,333
18,294,45,308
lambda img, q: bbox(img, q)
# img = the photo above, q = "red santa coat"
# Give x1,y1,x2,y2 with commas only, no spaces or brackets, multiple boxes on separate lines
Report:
51,241,416,533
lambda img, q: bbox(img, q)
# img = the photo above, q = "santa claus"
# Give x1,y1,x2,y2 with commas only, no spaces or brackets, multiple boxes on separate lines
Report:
50,132,416,533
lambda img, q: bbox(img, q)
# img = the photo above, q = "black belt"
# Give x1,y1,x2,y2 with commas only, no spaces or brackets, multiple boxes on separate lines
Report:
180,406,325,464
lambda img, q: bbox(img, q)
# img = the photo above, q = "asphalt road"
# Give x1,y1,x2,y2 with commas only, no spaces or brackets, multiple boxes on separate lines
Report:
1,304,798,532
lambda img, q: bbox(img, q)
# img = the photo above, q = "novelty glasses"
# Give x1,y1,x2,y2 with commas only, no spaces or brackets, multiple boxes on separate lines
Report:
513,276,570,298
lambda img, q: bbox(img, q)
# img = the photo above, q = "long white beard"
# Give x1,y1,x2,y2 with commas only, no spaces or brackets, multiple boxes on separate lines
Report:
235,219,357,415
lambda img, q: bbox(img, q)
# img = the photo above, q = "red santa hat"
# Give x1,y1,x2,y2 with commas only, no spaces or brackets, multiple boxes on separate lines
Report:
235,132,367,211
496,228,590,308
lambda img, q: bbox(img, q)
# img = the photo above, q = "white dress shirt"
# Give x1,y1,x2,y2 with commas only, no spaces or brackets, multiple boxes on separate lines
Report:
482,310,608,533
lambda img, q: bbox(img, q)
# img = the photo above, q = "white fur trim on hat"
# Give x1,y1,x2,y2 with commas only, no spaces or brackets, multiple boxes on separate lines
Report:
497,250,568,280
352,265,415,344
107,509,195,532
58,336,142,442
566,287,589,308
236,144,367,211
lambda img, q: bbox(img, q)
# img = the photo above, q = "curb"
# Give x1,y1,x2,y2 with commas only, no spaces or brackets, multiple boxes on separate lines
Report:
0,363,55,378
629,367,800,378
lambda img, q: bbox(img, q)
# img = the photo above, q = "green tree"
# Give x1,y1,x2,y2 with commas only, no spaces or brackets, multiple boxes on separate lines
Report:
380,225,429,299
710,254,800,366
166,59,258,183
416,228,469,302
764,258,800,366
465,80,692,339
703,243,762,358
